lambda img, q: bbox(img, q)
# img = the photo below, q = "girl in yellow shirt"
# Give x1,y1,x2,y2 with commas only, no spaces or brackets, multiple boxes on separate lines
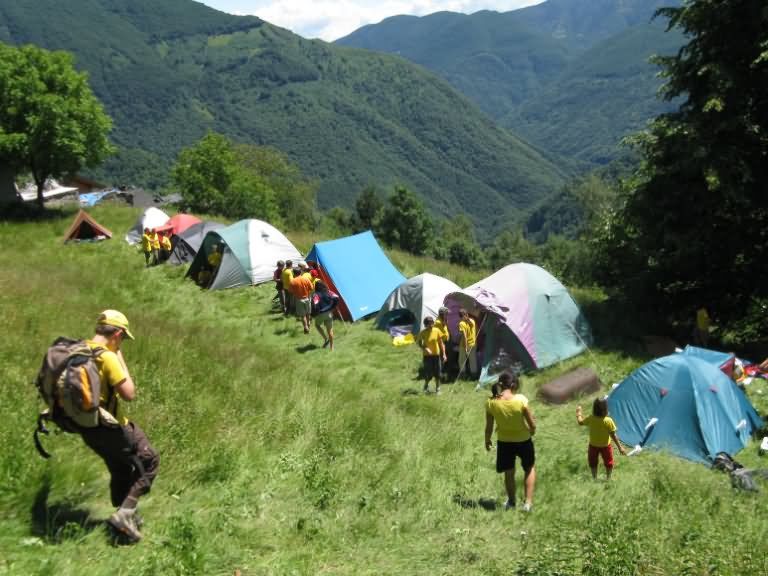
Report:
576,398,627,480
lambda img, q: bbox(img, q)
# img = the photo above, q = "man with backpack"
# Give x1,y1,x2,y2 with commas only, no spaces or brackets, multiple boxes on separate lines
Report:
37,310,159,543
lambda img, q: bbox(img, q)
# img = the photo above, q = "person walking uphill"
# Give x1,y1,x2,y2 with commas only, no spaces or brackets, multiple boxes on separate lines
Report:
312,280,339,350
576,398,626,480
290,266,314,334
81,310,159,543
485,371,536,511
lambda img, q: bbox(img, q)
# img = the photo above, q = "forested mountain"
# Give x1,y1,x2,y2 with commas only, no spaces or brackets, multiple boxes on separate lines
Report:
337,0,683,168
0,0,566,222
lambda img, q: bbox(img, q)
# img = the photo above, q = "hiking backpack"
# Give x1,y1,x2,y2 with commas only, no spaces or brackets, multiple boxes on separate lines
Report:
34,337,112,456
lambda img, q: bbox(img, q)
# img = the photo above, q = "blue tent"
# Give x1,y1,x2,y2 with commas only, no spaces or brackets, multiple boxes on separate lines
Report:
681,345,735,374
306,231,405,322
608,354,763,464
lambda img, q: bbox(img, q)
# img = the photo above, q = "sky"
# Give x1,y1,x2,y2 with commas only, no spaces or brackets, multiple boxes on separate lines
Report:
198,0,546,42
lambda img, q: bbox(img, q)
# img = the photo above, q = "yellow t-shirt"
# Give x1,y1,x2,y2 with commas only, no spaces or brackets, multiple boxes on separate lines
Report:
459,318,476,348
208,251,222,268
434,318,450,342
85,340,128,425
486,394,531,442
583,415,617,448
281,267,294,287
161,235,172,251
696,308,710,331
141,233,152,252
150,232,160,250
417,326,443,356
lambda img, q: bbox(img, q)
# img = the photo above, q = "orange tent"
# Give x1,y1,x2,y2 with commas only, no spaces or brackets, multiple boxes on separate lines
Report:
63,210,113,243
154,213,201,236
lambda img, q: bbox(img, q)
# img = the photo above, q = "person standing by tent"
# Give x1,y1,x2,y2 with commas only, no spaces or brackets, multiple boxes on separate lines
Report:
281,259,295,316
312,280,339,350
149,229,161,266
417,316,447,395
435,306,451,381
290,266,314,334
458,308,478,380
81,310,159,542
693,307,711,346
273,260,286,313
141,228,154,267
485,371,536,511
576,398,627,480
159,232,172,263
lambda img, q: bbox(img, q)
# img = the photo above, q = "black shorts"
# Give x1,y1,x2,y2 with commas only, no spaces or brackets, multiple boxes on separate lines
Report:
423,355,441,380
496,439,535,473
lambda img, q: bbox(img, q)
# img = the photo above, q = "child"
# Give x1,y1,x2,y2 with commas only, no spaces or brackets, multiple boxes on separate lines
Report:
417,316,446,395
576,398,627,480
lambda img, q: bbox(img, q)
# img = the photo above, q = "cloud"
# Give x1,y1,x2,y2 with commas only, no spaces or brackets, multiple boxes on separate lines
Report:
202,1,545,41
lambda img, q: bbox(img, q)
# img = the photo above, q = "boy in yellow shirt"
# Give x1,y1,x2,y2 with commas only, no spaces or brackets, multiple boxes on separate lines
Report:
576,398,627,480
140,228,153,267
417,316,446,394
458,308,477,380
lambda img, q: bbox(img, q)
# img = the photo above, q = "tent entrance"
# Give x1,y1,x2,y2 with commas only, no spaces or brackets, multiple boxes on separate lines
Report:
478,316,533,386
376,309,417,336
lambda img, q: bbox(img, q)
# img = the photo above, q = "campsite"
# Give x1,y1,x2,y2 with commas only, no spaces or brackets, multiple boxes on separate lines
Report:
1,204,767,575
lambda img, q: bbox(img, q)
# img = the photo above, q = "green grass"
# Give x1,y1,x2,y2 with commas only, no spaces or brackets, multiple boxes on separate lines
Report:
1,204,767,575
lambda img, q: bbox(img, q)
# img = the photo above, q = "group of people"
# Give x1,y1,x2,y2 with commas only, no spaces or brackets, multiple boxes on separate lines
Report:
140,227,172,267
416,307,478,394
484,371,626,512
273,260,339,350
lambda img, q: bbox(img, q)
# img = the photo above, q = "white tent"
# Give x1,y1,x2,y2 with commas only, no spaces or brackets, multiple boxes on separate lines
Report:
125,207,170,244
376,273,461,333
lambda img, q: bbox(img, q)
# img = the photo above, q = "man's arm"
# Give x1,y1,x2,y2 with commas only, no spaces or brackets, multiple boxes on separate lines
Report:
114,349,136,401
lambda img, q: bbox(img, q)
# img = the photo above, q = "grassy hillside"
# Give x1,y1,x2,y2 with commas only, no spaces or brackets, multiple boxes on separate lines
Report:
1,205,767,575
0,0,566,223
337,0,683,170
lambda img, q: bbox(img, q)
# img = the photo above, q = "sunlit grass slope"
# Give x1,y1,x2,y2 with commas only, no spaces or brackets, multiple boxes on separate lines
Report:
1,205,767,576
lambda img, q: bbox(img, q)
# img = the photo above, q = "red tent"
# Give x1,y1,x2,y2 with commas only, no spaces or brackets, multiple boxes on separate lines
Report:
154,213,201,236
63,210,113,242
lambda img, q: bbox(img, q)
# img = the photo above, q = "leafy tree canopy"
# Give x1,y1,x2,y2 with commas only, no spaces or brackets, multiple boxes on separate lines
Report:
378,186,433,256
172,133,316,228
0,42,112,206
594,0,768,344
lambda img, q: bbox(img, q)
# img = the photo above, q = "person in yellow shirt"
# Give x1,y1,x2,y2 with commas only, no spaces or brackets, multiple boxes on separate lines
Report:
694,307,710,346
80,310,159,543
140,228,154,267
417,316,446,394
159,233,172,262
281,259,295,316
576,398,626,480
149,229,161,266
458,308,477,380
434,306,451,381
485,372,536,511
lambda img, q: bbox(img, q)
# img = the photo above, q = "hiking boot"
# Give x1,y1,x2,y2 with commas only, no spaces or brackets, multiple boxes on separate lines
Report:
107,508,142,543
504,499,515,511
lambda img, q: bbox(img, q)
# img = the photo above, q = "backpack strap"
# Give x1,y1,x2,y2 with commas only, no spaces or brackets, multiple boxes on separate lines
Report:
34,411,53,459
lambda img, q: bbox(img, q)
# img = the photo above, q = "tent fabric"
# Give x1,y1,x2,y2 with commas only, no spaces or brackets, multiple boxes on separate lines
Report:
608,354,763,464
444,263,591,379
187,219,302,289
376,273,461,333
63,210,113,242
681,345,736,377
168,220,225,265
154,213,201,237
125,207,170,244
306,231,406,322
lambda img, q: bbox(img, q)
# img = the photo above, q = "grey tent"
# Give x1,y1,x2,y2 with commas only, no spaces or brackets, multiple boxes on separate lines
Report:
168,220,225,265
376,273,461,334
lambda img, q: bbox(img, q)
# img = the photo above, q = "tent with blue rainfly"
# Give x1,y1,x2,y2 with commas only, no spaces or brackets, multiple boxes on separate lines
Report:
444,263,592,383
187,219,302,290
608,354,763,464
680,345,736,378
306,231,406,322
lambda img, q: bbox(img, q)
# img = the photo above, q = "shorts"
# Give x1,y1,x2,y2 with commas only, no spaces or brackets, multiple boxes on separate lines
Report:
423,355,441,380
295,297,311,317
315,310,333,330
588,444,614,469
496,439,535,473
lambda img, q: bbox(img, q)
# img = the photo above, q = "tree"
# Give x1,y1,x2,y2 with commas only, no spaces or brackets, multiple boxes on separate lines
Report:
378,185,433,255
594,1,768,343
172,133,316,226
0,43,113,208
485,229,539,271
354,185,383,233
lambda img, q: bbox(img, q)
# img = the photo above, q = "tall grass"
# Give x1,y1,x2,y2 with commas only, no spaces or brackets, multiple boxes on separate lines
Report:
0,204,766,575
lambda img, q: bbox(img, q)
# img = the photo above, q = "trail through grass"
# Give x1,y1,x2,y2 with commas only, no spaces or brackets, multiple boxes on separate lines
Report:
1,205,767,575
